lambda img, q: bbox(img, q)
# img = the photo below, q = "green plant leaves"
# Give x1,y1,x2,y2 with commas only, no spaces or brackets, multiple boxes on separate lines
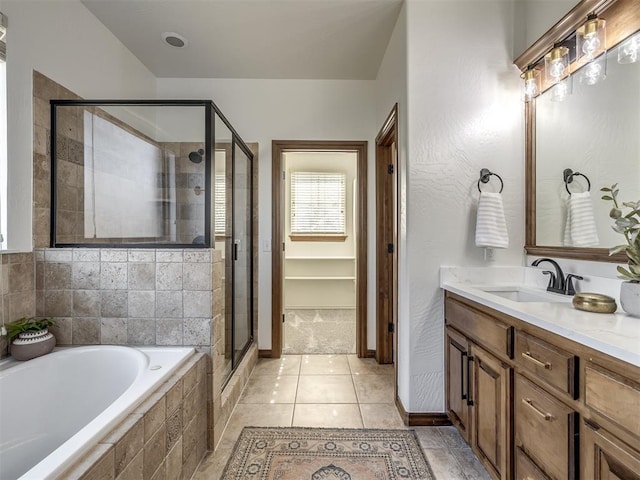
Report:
601,185,640,280
5,317,56,342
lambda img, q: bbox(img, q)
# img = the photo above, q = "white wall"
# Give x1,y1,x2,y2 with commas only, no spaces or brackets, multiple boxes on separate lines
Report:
157,78,377,350
0,0,157,251
402,0,525,412
513,0,578,59
374,3,409,404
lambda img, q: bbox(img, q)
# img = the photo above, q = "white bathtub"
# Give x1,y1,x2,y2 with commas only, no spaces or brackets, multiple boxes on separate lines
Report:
0,345,195,480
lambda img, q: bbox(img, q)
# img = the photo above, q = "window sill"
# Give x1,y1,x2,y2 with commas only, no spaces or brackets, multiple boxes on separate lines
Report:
289,235,347,242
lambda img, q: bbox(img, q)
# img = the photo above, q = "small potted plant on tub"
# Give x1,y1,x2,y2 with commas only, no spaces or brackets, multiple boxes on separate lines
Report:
6,317,57,361
601,184,640,317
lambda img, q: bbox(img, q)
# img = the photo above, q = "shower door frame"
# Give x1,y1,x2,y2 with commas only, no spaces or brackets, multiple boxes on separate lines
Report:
50,99,216,249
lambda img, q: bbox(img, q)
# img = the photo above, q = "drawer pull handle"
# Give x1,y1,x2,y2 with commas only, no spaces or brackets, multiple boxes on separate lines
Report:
522,398,554,421
522,352,552,370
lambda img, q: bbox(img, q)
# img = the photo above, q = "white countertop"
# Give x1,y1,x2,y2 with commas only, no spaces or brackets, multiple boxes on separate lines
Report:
441,267,640,367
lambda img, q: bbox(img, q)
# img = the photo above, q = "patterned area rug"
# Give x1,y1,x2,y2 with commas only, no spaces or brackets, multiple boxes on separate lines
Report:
221,427,435,479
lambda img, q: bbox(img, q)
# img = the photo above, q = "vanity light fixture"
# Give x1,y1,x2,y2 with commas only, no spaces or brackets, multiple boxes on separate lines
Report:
522,65,540,101
618,31,640,64
544,45,570,86
576,13,607,85
576,13,606,62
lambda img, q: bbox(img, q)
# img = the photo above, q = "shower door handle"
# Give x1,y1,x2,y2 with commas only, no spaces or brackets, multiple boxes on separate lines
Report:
233,241,239,261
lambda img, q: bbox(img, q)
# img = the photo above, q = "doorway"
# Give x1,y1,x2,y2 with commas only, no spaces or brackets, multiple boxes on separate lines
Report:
376,104,398,365
271,141,367,358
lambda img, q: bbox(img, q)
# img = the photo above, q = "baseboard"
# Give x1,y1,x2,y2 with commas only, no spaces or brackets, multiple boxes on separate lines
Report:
258,349,272,358
366,349,376,358
395,397,451,427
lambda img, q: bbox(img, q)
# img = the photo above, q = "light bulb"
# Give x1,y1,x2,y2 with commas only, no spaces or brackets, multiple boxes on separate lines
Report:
545,46,569,85
577,14,606,63
524,78,537,99
522,67,540,101
582,35,601,59
549,60,565,79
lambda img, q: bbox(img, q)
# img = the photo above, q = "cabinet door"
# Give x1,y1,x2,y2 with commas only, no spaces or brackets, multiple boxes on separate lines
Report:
445,326,470,442
471,344,512,480
583,421,640,480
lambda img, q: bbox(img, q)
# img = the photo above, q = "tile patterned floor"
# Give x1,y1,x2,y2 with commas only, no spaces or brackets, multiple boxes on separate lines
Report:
193,354,491,480
283,309,356,354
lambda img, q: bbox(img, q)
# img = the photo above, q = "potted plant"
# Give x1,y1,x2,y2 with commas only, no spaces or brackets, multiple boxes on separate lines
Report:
601,184,640,316
6,317,57,361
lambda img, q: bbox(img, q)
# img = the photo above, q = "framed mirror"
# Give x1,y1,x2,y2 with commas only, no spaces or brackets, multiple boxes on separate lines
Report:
519,0,640,261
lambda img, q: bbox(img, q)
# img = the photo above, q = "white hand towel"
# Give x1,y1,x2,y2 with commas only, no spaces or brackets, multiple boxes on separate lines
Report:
475,192,509,249
563,191,599,247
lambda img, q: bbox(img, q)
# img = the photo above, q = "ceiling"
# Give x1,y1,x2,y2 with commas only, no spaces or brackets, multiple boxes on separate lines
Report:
81,0,403,80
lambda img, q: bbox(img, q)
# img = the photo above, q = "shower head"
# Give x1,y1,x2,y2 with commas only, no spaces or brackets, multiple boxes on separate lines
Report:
188,149,205,164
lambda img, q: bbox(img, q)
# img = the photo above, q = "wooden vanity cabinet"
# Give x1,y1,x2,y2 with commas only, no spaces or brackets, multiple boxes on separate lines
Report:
445,297,513,480
444,291,640,480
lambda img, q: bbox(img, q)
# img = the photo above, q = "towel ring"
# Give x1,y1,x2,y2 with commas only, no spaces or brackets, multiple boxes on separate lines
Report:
563,168,591,195
477,168,504,193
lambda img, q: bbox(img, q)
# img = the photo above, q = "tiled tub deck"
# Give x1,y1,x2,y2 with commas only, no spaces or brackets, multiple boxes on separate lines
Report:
61,353,208,480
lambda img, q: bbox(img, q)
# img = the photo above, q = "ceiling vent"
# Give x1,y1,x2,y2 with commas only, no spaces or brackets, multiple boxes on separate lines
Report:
161,32,188,48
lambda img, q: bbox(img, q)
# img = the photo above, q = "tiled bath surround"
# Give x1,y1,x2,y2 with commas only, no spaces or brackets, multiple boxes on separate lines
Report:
36,248,214,352
61,353,208,480
13,71,260,468
0,252,37,358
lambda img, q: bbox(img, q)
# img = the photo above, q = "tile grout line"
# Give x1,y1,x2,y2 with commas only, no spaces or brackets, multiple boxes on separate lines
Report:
291,357,302,426
347,356,366,428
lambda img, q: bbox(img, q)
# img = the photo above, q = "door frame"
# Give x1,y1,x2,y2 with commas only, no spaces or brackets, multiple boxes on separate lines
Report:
375,104,398,364
271,140,368,358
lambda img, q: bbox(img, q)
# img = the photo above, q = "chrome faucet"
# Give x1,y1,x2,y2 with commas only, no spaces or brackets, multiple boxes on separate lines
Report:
531,258,583,295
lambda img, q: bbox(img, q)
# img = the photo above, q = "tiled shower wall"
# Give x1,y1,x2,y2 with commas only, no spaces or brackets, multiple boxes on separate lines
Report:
35,69,210,246
35,248,215,354
0,252,37,358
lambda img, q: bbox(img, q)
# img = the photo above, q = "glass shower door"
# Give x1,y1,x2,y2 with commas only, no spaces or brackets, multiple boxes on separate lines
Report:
233,143,252,362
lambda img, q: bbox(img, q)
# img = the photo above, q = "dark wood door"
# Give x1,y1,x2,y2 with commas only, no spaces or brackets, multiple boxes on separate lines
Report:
471,344,512,480
375,106,397,365
445,327,470,442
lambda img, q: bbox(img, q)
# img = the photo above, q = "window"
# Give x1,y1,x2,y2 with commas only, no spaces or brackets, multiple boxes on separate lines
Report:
214,173,226,235
290,171,346,236
0,12,7,249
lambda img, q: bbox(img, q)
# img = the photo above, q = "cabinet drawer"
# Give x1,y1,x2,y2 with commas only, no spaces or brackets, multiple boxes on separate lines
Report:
515,374,578,480
515,447,550,480
515,331,577,398
445,297,513,358
585,362,640,438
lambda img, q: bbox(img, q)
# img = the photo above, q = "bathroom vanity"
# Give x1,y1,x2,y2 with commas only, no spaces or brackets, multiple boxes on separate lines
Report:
442,281,640,480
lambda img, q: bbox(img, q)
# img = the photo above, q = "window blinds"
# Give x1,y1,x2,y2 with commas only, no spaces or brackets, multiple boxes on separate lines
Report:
290,171,346,234
214,174,226,234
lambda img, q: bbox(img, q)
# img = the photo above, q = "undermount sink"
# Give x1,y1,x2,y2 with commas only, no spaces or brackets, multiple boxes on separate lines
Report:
478,287,573,303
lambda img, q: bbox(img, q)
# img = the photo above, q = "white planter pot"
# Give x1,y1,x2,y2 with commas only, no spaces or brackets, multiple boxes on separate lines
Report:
620,281,640,318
